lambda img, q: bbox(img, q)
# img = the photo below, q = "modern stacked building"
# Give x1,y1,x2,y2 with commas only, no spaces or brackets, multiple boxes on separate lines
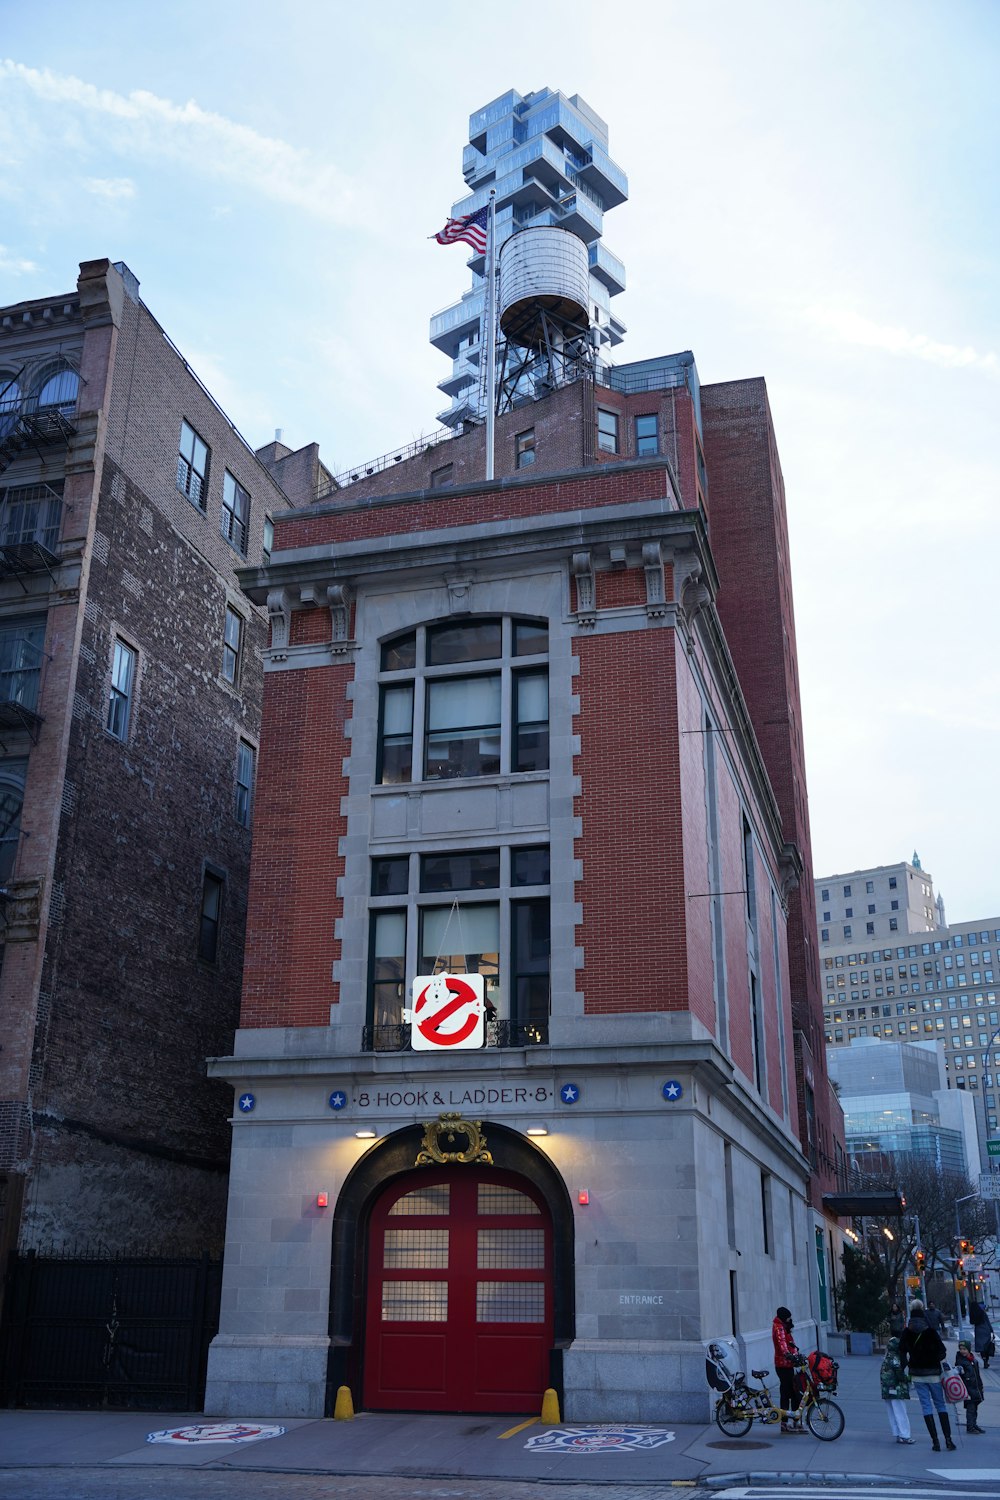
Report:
203,88,846,1422
431,88,628,428
0,260,327,1291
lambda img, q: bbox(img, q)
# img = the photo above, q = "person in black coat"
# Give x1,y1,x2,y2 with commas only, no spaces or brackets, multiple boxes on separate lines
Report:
971,1301,995,1368
899,1300,955,1451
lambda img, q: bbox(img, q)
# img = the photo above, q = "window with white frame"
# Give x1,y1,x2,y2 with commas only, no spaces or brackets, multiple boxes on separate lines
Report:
222,605,243,684
221,471,250,554
107,638,137,740
177,420,210,509
366,845,550,1040
235,739,255,826
376,617,548,785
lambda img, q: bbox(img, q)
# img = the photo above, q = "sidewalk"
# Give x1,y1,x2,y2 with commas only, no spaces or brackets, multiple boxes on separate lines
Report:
2,1353,1000,1490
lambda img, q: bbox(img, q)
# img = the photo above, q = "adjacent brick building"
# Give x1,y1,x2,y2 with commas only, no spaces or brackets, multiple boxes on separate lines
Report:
205,346,845,1419
0,260,319,1279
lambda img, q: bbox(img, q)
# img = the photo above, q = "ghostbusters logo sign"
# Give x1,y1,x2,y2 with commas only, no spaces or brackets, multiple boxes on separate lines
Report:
409,973,485,1051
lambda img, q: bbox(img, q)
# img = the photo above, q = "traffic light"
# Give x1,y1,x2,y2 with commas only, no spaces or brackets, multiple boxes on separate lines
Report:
960,1239,975,1256
915,1250,927,1274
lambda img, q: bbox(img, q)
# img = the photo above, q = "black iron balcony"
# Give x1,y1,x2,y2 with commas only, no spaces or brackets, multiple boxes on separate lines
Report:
0,398,77,477
362,1019,549,1053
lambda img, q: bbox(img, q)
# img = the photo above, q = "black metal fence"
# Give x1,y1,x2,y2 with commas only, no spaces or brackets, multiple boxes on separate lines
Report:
1,1250,222,1410
362,1018,549,1052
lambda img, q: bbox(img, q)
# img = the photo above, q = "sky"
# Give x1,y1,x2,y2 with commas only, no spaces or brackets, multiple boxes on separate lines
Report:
1,0,998,921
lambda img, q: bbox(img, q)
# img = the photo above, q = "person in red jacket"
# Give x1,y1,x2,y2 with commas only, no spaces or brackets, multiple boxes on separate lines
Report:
772,1306,803,1432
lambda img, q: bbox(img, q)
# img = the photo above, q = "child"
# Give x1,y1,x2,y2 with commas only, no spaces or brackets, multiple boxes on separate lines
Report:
880,1335,915,1443
956,1339,986,1434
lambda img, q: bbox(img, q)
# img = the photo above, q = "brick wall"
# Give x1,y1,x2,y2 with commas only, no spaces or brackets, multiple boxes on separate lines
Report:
701,377,843,1197
239,658,351,1028
574,627,689,1013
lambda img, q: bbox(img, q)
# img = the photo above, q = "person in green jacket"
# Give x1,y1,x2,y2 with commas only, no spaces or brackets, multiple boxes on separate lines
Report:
880,1335,915,1443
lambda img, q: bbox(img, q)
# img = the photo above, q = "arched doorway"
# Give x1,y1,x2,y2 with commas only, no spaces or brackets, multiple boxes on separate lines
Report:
362,1165,553,1413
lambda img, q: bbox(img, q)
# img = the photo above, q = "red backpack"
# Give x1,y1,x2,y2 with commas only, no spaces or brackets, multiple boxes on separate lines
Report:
808,1350,838,1389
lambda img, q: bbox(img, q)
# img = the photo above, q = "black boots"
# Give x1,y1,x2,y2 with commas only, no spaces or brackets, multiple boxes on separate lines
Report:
924,1410,956,1451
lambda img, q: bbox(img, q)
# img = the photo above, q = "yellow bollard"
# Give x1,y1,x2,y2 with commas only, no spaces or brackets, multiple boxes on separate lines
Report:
333,1384,355,1420
540,1387,561,1424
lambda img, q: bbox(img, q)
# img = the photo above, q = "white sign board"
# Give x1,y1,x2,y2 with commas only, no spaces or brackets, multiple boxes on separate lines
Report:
980,1173,1000,1200
409,973,486,1051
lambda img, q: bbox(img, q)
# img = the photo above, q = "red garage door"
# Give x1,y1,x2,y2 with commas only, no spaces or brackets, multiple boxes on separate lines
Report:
363,1167,553,1412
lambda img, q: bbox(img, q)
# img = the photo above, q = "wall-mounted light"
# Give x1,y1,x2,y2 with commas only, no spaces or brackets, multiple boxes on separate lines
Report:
316,1192,329,1208
578,1189,590,1206
526,1125,549,1137
355,1127,378,1140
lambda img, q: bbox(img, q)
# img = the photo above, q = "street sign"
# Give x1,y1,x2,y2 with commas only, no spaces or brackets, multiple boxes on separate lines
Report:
980,1172,1000,1200
964,1255,983,1274
987,1140,1000,1157
409,973,486,1051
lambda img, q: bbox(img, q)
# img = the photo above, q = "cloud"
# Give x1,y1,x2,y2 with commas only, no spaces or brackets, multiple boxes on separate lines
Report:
0,244,37,274
83,176,136,200
0,59,357,225
805,303,998,375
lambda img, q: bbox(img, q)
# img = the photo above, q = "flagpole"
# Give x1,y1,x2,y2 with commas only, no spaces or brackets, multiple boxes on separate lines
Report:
484,188,497,481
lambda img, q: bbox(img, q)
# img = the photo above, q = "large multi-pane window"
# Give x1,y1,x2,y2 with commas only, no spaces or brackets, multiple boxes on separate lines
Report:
221,472,250,554
177,420,210,509
376,617,548,785
366,845,551,1041
0,617,47,713
106,638,137,740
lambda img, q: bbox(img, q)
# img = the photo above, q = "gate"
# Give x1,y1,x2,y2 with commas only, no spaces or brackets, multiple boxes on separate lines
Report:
1,1250,222,1409
363,1167,553,1413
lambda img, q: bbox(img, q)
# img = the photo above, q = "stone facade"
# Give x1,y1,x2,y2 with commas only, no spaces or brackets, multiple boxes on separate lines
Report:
206,413,828,1420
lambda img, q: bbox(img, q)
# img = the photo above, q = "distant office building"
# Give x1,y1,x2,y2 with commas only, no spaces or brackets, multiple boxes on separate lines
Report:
815,856,940,947
817,860,1000,1157
828,1037,979,1178
431,88,628,427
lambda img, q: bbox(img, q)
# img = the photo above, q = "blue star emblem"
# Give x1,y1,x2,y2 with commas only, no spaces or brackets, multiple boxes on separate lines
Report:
238,1093,255,1113
560,1083,579,1104
328,1091,347,1111
662,1080,683,1101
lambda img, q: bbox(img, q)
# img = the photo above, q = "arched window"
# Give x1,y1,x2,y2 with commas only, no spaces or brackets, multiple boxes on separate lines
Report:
0,372,21,437
34,365,79,416
0,769,26,884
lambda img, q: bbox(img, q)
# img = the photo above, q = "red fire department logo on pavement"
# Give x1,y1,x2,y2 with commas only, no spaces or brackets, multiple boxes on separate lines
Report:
410,973,485,1051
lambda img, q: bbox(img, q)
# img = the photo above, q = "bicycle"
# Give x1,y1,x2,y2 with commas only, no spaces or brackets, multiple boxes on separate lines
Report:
713,1355,845,1441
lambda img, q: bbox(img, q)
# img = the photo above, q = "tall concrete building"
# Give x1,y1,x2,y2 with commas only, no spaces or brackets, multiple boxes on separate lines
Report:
815,856,941,947
431,88,628,428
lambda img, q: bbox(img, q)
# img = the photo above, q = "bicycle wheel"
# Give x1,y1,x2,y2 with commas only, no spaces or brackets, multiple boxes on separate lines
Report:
805,1396,845,1441
715,1396,753,1437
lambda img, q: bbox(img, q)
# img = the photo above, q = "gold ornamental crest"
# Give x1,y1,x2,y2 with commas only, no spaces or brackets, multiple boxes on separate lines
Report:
416,1113,493,1167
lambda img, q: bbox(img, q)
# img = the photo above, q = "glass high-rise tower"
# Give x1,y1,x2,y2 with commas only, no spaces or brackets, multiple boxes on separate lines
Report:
430,88,629,427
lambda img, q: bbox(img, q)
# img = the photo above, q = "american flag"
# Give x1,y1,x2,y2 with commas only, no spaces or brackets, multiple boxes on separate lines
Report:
434,203,490,254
